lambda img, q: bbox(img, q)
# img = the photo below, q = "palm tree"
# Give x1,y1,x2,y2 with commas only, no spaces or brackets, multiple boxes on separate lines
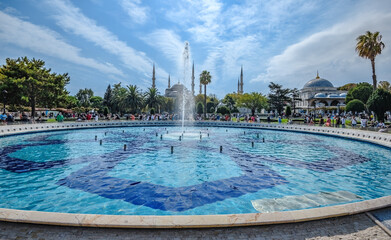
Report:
144,87,161,113
356,31,385,90
199,70,212,118
126,85,143,114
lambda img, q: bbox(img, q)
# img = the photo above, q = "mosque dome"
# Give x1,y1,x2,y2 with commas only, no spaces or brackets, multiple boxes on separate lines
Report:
170,83,185,91
303,72,334,88
339,93,347,97
328,94,340,98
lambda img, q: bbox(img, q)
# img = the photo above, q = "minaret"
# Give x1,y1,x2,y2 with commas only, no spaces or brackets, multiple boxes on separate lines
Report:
191,61,195,96
237,78,240,94
168,74,171,88
240,65,244,94
199,78,202,95
152,63,156,89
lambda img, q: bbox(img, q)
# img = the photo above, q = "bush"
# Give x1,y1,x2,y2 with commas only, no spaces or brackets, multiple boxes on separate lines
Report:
196,102,204,115
216,106,230,115
346,99,365,113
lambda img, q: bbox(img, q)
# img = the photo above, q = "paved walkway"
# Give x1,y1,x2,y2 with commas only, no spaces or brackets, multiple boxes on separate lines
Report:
0,213,389,240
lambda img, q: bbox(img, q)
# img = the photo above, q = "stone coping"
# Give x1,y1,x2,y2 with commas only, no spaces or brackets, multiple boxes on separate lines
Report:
0,121,391,228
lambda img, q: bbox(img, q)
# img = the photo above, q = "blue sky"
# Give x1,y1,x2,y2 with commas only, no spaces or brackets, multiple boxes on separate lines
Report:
0,0,390,98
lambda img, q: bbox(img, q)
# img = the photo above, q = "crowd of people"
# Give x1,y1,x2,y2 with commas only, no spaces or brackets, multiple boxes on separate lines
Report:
0,110,389,132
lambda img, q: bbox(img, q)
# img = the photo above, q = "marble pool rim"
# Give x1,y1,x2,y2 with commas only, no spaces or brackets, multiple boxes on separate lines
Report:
0,121,391,228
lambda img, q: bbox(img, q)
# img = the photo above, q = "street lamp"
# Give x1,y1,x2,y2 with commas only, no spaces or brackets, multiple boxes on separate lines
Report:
2,90,7,114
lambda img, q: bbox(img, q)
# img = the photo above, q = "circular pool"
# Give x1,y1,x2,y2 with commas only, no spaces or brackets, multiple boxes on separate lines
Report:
0,123,391,227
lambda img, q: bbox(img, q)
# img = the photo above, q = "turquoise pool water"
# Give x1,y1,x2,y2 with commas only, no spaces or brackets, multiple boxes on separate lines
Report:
0,126,390,215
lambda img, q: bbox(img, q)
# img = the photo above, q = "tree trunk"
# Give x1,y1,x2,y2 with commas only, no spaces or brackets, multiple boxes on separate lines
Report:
371,58,377,90
251,108,255,116
204,84,207,119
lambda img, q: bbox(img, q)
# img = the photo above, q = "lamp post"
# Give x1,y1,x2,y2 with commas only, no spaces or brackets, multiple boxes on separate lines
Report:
2,90,7,114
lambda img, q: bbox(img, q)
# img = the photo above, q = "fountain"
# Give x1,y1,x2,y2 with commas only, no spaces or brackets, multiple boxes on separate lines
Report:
181,41,191,132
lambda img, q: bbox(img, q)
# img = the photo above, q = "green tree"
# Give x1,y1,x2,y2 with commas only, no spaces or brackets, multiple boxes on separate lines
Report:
237,92,268,116
64,95,79,109
0,57,70,117
216,106,230,115
103,84,113,112
76,88,94,108
222,93,238,112
196,102,204,115
378,81,391,92
111,83,128,114
346,99,365,113
268,82,291,115
199,70,212,118
345,82,373,104
144,87,161,112
337,83,357,91
161,97,174,113
90,96,103,110
126,85,143,114
367,88,391,121
356,31,385,90
194,94,205,105
206,101,216,113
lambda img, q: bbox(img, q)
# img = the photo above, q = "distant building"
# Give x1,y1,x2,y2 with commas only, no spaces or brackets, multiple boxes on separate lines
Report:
296,72,347,111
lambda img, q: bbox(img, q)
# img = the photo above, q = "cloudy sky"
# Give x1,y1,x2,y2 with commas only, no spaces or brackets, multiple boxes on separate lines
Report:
0,0,390,98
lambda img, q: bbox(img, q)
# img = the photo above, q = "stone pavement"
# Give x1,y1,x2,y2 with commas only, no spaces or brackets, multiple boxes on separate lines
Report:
0,213,390,240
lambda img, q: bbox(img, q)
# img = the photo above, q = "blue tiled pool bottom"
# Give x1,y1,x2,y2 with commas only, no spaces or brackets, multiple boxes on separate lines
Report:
0,126,391,215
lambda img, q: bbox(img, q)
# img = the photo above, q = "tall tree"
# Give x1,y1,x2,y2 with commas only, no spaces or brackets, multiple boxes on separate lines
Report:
0,57,69,117
111,83,128,114
63,95,79,109
356,31,385,90
345,82,373,104
268,82,291,115
76,88,94,108
222,93,238,113
237,92,268,116
199,70,212,118
103,84,113,112
90,96,103,110
126,85,143,114
367,88,391,121
144,87,161,112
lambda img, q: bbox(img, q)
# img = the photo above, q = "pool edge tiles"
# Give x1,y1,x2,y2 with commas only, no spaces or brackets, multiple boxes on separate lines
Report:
1,121,391,228
0,195,390,228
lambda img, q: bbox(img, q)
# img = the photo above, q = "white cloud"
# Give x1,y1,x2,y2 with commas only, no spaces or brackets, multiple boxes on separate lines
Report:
120,0,149,24
0,11,123,76
142,29,184,75
251,8,391,89
45,0,167,82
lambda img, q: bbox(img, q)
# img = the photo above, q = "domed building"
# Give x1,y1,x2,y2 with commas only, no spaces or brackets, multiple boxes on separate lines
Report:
296,72,347,112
